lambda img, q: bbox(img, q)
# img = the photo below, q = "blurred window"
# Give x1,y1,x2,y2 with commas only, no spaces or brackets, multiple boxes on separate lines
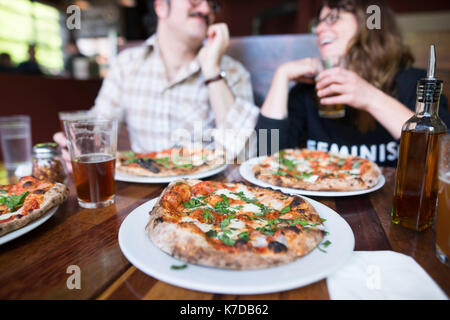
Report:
0,0,63,74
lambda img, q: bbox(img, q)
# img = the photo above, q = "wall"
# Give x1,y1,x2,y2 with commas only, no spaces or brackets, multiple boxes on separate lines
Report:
218,0,450,36
0,74,102,160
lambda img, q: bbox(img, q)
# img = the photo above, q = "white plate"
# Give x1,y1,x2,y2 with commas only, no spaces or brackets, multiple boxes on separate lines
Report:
0,206,58,245
239,157,385,197
118,197,354,295
115,164,228,184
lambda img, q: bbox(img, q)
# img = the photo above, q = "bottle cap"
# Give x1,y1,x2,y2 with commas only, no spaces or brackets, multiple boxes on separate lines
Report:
417,45,442,103
32,142,62,158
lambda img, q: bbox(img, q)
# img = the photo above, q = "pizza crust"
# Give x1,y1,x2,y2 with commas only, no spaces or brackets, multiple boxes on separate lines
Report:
116,160,224,177
146,180,324,270
0,183,69,237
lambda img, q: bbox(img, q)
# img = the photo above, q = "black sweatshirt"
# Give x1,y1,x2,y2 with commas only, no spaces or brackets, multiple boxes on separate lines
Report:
256,67,450,167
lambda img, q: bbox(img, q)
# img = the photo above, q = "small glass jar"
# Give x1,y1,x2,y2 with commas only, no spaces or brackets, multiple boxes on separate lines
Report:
32,142,68,184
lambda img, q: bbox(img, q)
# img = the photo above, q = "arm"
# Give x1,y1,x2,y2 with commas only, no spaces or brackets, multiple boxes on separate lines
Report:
198,24,259,158
198,23,236,124
316,67,413,139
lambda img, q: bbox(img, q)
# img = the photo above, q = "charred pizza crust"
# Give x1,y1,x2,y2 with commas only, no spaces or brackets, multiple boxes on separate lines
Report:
116,148,225,177
253,149,381,191
146,179,324,270
0,182,68,237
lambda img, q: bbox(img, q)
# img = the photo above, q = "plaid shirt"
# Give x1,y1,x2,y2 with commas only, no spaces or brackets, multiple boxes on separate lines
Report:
92,35,259,157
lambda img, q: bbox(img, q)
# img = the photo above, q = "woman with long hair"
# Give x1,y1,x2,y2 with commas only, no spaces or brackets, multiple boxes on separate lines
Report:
257,0,450,167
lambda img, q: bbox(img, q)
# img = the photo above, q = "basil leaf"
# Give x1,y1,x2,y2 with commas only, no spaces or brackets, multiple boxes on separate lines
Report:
293,172,313,180
231,192,258,203
183,197,206,209
0,191,30,211
256,225,276,236
280,205,290,215
337,158,346,166
122,151,135,157
201,209,215,224
218,233,236,246
270,170,287,176
205,230,217,238
289,220,310,227
238,231,250,242
322,240,332,248
352,160,360,169
214,194,231,214
175,163,194,169
220,214,235,229
170,264,188,270
153,157,171,168
279,157,296,171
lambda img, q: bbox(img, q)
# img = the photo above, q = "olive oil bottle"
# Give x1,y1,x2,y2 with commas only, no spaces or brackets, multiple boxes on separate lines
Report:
392,45,448,231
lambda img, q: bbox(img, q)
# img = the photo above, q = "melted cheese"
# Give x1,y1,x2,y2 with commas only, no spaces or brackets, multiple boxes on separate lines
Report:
251,235,268,248
0,207,23,221
303,175,319,183
239,203,261,213
181,216,213,232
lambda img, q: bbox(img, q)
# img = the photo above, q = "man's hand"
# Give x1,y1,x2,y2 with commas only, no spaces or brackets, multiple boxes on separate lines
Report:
53,131,72,173
198,23,230,79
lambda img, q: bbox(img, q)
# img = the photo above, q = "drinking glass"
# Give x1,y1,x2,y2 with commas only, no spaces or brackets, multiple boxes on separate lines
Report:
64,119,118,209
58,110,95,133
436,134,450,266
0,115,32,183
315,56,346,119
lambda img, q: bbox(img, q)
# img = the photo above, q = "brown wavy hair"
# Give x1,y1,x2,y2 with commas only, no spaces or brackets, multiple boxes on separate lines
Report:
320,0,414,133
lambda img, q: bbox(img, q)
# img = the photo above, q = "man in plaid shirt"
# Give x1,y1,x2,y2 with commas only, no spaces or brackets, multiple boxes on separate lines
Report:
55,0,259,167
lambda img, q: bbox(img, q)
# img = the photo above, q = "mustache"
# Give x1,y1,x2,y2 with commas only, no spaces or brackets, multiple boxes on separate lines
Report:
188,12,210,25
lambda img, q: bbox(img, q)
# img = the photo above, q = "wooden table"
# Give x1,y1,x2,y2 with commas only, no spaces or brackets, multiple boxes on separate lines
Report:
0,166,448,300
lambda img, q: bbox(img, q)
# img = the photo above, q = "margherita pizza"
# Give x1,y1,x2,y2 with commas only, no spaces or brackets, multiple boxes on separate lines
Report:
0,176,68,237
117,147,225,177
252,149,381,191
146,179,326,270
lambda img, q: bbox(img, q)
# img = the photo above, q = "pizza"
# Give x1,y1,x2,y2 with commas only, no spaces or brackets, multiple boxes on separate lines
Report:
116,147,225,177
0,176,68,237
252,149,381,191
146,179,326,270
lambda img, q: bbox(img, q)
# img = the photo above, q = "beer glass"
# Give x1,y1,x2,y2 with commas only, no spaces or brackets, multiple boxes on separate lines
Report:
0,115,32,183
58,110,95,132
436,134,450,266
316,56,346,119
64,119,118,209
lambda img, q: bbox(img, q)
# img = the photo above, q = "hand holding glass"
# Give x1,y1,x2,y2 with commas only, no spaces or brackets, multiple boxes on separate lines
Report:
315,56,346,119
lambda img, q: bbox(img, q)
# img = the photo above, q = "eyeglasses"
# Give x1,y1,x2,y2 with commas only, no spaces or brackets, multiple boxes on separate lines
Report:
188,0,221,14
317,8,340,26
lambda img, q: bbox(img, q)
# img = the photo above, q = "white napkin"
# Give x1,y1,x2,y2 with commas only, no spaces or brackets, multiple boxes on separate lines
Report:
326,251,448,300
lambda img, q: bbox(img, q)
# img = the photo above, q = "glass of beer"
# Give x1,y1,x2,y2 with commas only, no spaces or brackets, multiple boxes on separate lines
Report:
436,134,450,266
64,119,118,209
315,56,346,119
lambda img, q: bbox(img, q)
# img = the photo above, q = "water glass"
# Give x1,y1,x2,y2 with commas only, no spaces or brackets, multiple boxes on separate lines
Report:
0,115,32,183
